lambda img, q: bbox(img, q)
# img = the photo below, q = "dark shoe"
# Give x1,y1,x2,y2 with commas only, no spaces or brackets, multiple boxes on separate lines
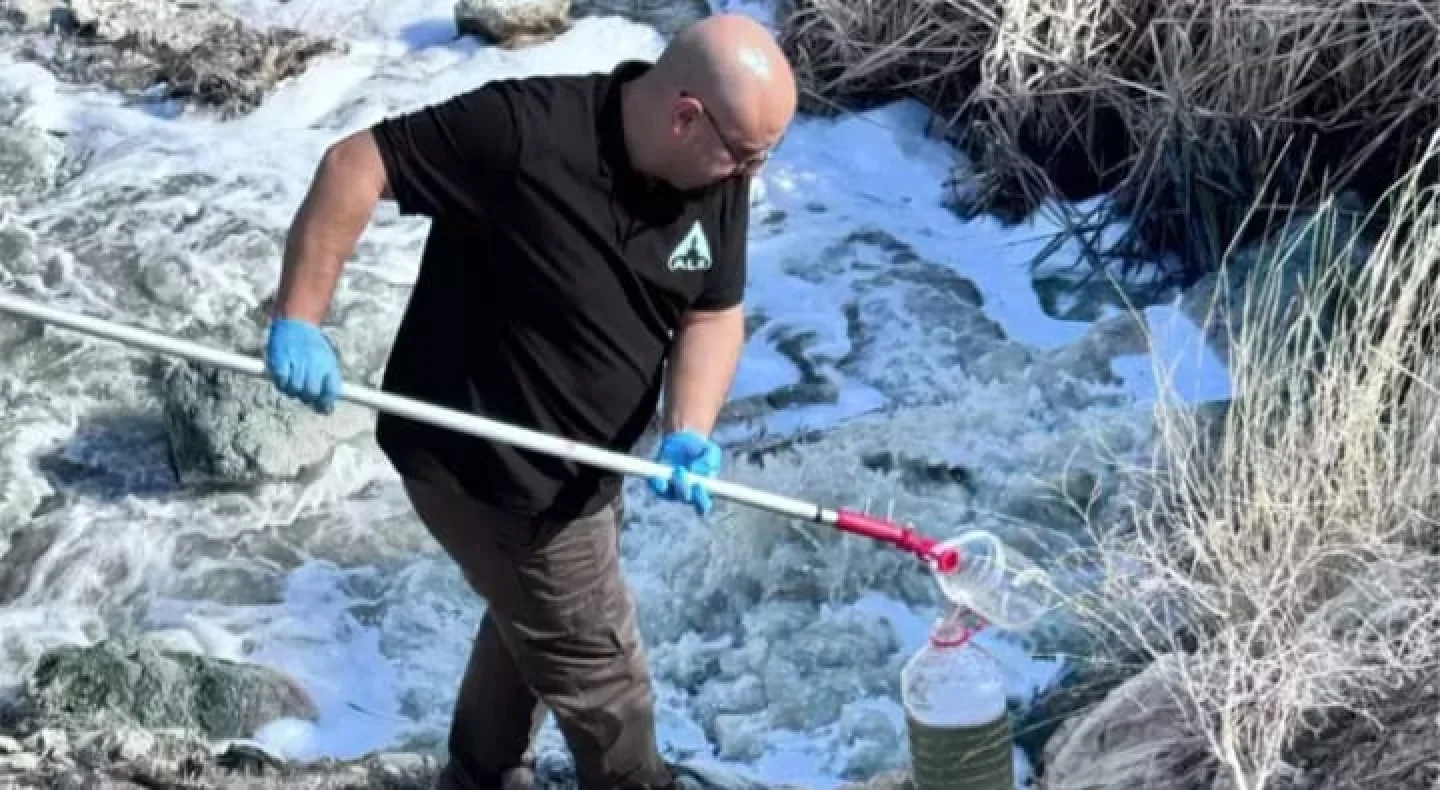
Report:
667,761,770,790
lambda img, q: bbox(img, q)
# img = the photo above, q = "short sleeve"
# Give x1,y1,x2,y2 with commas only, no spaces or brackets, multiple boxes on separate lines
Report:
370,81,521,221
692,178,751,311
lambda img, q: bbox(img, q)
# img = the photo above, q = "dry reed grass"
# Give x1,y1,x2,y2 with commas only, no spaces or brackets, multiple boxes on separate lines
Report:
778,0,1440,279
1062,132,1440,789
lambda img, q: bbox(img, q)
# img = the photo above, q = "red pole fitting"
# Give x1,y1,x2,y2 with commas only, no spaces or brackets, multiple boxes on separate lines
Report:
834,509,960,573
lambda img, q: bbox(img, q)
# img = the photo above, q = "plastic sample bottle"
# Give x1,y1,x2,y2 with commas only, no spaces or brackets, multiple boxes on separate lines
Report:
931,530,1059,631
901,607,1014,790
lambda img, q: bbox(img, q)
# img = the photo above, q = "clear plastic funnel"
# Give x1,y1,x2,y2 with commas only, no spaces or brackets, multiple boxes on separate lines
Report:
932,530,1060,631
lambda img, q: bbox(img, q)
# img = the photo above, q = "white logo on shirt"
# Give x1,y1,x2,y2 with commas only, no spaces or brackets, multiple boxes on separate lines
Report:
667,220,713,272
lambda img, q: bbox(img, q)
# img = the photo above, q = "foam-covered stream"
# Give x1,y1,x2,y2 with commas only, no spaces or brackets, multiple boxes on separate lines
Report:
0,5,1230,787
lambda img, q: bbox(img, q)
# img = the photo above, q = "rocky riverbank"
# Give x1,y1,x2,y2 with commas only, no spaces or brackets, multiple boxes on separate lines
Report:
0,637,886,789
1,0,342,118
5,635,1435,789
0,0,715,118
12,0,1431,787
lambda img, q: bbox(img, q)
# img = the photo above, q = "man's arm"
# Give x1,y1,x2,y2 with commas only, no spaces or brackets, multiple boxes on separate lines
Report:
662,303,746,435
663,179,751,435
273,131,389,323
274,82,521,324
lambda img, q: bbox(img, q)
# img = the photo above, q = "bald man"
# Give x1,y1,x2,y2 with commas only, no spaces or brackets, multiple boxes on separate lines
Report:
264,13,798,790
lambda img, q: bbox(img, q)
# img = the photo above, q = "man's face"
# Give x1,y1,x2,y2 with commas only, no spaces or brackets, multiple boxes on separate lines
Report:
663,91,778,190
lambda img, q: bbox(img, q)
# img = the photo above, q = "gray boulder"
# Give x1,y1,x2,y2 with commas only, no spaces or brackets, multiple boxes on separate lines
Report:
454,0,572,48
160,360,372,487
1039,655,1211,790
1,640,318,741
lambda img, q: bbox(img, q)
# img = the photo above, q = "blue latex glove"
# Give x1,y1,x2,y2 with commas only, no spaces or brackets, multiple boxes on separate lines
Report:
265,317,343,414
650,429,722,516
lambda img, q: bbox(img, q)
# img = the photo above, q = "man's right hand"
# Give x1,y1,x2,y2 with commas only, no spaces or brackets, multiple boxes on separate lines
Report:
265,317,343,414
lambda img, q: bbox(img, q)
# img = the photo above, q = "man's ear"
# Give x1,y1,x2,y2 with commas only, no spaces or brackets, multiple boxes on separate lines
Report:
670,96,702,137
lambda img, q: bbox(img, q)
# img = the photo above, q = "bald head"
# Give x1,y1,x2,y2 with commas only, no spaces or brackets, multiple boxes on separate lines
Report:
654,15,797,141
625,13,798,190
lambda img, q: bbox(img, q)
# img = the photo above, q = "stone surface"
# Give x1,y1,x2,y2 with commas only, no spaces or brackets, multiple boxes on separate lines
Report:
0,640,319,740
1012,656,1140,774
160,360,372,487
14,643,1433,790
1039,654,1211,790
10,0,343,118
0,732,867,789
454,0,572,48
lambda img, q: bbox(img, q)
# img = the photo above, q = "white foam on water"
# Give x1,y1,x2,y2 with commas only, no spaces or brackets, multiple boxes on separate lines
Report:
0,3,1231,787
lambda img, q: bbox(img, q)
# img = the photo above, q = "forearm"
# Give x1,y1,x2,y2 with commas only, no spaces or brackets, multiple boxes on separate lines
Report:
274,131,389,324
663,305,745,435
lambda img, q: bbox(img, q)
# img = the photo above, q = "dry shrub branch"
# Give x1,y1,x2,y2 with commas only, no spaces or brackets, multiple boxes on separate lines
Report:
1068,132,1440,789
779,0,1440,279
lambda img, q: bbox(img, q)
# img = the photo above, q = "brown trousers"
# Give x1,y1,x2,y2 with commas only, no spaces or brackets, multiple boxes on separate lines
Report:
401,477,675,790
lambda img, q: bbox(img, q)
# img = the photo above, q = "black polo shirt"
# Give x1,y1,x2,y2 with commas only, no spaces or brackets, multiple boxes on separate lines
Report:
367,60,751,520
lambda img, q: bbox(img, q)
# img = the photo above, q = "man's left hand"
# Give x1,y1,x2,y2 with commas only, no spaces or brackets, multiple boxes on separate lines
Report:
650,429,722,516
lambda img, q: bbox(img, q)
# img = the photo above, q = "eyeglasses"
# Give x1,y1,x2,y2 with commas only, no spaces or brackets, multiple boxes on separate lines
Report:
680,90,776,174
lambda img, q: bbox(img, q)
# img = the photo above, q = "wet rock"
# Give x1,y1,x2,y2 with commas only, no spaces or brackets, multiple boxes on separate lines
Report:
65,0,231,44
0,728,851,789
572,0,711,36
160,360,372,487
1,640,319,741
0,738,445,789
1012,657,1139,776
1040,654,1211,790
454,0,572,48
1030,652,1440,790
0,709,957,790
1046,311,1151,388
14,0,343,118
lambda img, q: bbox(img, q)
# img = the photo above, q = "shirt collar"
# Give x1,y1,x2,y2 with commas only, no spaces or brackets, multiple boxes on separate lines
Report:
598,59,651,182
598,59,702,214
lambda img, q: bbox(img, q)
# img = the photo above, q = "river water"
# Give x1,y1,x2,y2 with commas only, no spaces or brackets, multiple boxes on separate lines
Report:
0,3,1230,786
